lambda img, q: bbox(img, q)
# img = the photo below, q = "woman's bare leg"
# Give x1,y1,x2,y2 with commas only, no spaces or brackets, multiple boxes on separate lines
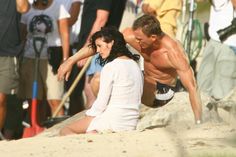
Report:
60,116,94,136
84,76,96,109
90,72,100,97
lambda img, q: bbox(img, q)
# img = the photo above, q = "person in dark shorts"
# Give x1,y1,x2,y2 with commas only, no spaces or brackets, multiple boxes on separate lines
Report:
154,82,176,107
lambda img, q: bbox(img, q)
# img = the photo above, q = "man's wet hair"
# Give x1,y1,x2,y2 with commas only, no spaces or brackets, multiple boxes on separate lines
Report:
90,26,140,66
132,14,164,37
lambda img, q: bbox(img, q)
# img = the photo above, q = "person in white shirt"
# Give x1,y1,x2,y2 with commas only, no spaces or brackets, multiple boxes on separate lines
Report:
59,0,84,46
60,27,143,135
197,0,236,100
59,0,86,115
19,0,70,116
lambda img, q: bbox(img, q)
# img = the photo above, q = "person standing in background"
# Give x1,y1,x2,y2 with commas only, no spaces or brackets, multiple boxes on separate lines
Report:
141,0,182,38
60,0,84,44
75,0,127,108
71,0,126,108
59,0,86,115
0,0,29,139
18,0,70,119
197,0,236,100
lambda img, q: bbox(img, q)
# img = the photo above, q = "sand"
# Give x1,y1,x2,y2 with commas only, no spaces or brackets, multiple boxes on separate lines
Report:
0,91,236,157
1,2,236,157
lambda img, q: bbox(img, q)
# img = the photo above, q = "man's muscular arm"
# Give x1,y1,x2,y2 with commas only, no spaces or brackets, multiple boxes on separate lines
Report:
85,9,109,45
123,28,142,52
68,1,82,27
76,9,109,67
166,40,202,123
58,18,70,61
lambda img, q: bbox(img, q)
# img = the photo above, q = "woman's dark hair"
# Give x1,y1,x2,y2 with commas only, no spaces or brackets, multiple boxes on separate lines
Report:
89,27,140,66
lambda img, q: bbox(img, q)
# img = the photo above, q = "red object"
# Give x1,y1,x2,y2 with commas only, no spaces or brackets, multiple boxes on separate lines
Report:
22,37,46,138
22,99,44,138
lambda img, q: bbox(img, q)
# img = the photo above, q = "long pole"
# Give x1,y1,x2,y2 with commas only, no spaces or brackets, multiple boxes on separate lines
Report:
52,56,92,117
186,0,195,61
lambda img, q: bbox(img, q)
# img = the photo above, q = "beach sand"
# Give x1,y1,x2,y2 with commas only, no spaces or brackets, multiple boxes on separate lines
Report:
1,2,236,157
0,91,236,157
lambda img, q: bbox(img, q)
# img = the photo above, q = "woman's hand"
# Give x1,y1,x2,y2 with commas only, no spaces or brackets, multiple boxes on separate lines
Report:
57,58,74,81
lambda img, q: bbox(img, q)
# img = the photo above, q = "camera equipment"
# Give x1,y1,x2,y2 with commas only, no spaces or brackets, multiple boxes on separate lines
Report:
217,18,236,42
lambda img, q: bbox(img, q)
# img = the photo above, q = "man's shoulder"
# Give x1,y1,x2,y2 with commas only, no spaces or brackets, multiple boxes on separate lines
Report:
122,27,134,36
161,36,181,52
162,35,179,45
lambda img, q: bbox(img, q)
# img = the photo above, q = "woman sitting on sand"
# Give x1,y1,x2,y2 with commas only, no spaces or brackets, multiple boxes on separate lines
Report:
60,27,143,135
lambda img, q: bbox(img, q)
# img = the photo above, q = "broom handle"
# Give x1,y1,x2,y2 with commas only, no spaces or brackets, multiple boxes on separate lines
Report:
52,56,92,118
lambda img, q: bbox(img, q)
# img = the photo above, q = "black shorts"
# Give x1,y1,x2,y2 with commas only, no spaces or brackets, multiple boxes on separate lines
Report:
153,82,176,107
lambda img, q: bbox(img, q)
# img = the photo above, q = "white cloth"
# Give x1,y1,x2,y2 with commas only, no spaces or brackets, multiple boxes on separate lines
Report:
197,39,236,99
59,0,84,44
21,1,70,59
208,0,236,47
86,58,144,132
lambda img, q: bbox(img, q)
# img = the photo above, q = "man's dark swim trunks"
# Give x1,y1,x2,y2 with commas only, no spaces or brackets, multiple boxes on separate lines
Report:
153,82,176,107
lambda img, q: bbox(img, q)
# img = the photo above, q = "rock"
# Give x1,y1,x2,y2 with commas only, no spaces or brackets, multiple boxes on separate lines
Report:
137,92,212,130
137,90,236,130
205,88,236,125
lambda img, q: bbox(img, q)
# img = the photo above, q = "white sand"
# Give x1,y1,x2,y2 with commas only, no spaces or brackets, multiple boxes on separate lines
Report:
0,92,236,157
1,3,235,157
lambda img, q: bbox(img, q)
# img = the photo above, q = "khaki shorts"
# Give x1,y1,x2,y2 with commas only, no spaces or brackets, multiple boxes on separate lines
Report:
18,58,64,100
0,56,19,94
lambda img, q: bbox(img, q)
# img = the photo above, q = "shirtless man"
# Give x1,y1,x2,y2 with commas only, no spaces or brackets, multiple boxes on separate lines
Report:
58,14,202,123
